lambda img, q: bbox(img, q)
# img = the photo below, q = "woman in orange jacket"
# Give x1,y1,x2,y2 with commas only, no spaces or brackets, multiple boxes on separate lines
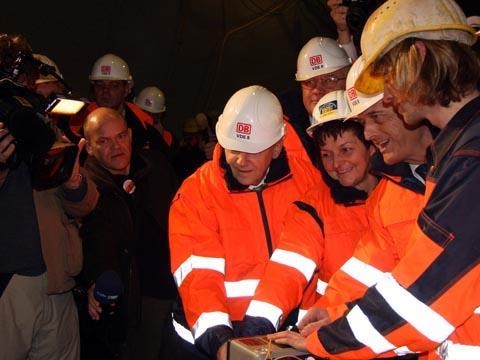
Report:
241,89,378,335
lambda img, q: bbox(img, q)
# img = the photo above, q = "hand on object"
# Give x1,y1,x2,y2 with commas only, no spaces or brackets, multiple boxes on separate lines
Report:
63,138,86,189
87,284,102,320
298,307,331,336
267,330,307,351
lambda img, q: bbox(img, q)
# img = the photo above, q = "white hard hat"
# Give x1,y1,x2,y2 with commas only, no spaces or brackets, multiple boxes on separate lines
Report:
307,90,351,137
216,85,285,153
345,56,384,120
356,0,477,94
34,53,63,84
89,53,132,82
295,37,352,81
134,86,166,113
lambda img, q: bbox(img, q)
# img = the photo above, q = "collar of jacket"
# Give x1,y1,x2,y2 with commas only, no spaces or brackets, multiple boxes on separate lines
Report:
428,96,480,171
370,151,425,195
85,150,151,189
218,147,291,192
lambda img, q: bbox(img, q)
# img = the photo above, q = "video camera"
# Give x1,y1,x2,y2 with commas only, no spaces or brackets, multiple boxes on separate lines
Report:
0,46,85,189
342,0,385,49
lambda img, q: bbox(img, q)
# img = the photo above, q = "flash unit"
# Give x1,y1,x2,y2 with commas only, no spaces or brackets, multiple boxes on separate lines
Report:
45,96,86,115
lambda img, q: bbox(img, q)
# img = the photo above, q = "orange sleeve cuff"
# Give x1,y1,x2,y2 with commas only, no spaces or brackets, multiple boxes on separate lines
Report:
327,303,349,322
306,331,329,358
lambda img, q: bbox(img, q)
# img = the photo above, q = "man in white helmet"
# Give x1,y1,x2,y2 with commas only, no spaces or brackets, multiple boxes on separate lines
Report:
134,86,174,147
271,55,433,359
167,85,320,359
270,0,480,358
280,37,352,169
70,54,170,154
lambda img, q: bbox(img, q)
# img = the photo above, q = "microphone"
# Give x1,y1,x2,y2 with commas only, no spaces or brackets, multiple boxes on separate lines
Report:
94,270,123,317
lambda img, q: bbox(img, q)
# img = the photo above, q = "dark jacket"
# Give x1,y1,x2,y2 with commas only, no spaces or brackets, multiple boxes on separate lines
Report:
81,149,178,307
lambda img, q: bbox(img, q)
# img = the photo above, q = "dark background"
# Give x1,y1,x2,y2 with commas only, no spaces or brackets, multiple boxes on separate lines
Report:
0,0,476,137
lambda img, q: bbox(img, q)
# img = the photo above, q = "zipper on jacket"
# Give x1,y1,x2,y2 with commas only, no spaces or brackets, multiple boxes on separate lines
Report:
255,189,273,256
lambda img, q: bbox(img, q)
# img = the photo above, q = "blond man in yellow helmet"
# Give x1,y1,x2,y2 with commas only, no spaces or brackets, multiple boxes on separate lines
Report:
268,0,480,359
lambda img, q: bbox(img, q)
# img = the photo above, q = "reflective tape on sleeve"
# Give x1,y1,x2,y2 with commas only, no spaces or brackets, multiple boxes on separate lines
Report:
439,340,480,359
394,346,416,356
224,279,259,298
474,306,480,314
172,317,195,344
297,308,308,325
375,273,455,343
245,300,283,330
340,257,384,287
173,255,225,287
346,305,396,354
270,249,316,281
192,311,232,340
317,279,328,295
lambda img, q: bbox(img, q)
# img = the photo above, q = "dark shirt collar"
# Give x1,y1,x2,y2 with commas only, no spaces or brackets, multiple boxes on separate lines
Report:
370,151,425,194
85,151,151,189
429,96,480,168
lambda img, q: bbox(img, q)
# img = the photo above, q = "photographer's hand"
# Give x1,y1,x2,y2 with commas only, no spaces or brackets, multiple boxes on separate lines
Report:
0,122,16,165
327,0,352,44
63,138,86,190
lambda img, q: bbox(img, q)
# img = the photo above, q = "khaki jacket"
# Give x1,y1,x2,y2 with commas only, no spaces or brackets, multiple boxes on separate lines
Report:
33,172,98,294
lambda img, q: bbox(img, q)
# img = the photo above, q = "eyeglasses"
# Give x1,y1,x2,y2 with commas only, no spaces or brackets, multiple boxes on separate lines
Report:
301,75,347,91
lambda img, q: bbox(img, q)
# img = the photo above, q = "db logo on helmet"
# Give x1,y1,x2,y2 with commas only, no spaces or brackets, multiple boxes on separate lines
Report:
309,55,323,67
101,65,111,75
347,87,360,107
236,123,251,135
347,87,357,101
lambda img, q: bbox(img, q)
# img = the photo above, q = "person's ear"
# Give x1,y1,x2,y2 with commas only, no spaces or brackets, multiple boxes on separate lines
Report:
414,40,427,62
85,140,93,155
272,137,284,159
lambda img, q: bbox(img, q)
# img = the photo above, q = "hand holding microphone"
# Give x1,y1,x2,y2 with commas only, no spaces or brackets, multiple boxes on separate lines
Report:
87,270,122,321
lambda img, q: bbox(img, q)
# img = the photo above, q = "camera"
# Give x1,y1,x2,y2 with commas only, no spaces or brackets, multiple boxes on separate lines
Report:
342,0,385,49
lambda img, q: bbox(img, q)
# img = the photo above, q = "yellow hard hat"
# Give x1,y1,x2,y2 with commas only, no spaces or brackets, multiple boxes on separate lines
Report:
356,0,477,94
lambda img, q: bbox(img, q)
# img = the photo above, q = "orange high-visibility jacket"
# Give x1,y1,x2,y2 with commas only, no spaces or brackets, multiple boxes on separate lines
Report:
307,98,480,359
317,168,426,321
283,118,318,173
169,144,320,344
244,180,369,330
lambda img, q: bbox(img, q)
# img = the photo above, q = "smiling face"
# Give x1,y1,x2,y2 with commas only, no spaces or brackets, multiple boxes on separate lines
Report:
319,129,375,192
225,140,283,186
356,99,429,165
